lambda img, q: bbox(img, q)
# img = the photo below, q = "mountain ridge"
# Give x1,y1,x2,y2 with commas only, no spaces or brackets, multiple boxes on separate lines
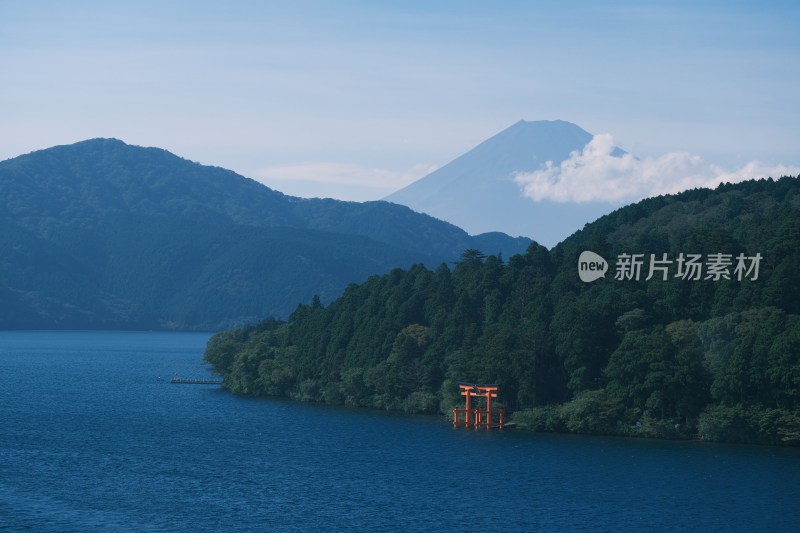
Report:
0,138,532,330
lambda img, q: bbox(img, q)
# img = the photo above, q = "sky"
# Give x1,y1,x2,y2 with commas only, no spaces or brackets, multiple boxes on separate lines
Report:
2,0,798,202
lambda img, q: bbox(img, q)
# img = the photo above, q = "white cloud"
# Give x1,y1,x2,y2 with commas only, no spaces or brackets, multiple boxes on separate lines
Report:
514,133,800,203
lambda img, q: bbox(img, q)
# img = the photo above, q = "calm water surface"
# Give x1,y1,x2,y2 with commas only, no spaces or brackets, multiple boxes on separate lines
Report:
1,331,799,532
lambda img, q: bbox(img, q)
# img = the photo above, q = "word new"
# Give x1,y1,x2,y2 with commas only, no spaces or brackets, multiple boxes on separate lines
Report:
577,251,608,282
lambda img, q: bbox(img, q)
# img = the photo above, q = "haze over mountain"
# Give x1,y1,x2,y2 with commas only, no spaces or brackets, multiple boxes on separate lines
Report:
0,139,531,330
385,120,622,247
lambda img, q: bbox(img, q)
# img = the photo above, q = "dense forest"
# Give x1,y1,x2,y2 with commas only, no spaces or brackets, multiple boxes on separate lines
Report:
206,176,800,445
0,138,529,329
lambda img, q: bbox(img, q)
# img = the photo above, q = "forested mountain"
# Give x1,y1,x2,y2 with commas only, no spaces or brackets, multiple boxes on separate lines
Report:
206,176,800,445
0,139,531,330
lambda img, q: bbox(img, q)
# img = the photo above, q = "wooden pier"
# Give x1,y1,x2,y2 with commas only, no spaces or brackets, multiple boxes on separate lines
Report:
169,377,223,385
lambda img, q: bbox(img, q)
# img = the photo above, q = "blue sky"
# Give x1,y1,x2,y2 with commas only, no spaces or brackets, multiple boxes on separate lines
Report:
2,1,798,200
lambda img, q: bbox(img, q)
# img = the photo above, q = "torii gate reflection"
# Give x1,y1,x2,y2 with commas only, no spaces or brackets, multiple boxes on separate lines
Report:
453,383,504,429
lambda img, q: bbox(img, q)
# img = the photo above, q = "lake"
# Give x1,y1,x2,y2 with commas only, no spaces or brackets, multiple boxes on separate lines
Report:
1,331,798,532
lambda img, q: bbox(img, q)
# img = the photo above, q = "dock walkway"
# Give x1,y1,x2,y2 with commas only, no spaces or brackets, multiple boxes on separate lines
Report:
169,377,223,385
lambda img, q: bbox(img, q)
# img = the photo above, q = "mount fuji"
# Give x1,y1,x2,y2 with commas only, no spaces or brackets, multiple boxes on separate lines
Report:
384,120,621,247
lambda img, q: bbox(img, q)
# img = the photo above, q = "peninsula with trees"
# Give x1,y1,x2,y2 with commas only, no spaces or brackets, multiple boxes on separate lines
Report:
206,176,800,446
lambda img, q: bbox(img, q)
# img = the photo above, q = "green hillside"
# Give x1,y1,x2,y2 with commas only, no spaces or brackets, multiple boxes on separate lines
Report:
205,176,800,445
0,139,531,329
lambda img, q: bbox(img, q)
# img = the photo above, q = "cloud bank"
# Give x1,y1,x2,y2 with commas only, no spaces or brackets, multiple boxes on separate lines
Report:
252,162,437,201
514,134,800,203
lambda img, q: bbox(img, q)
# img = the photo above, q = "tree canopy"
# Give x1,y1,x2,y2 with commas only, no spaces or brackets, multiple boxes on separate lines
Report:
206,176,800,445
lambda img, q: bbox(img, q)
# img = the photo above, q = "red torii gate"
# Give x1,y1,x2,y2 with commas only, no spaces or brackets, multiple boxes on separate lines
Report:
453,383,504,429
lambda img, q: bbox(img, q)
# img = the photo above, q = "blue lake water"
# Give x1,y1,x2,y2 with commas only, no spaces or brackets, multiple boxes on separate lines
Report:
1,331,799,532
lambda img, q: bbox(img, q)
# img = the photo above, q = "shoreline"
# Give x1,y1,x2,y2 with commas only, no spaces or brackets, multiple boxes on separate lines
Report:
214,381,799,448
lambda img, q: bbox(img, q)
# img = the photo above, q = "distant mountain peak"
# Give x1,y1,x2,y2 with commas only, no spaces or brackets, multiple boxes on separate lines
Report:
383,119,618,246
513,118,578,127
